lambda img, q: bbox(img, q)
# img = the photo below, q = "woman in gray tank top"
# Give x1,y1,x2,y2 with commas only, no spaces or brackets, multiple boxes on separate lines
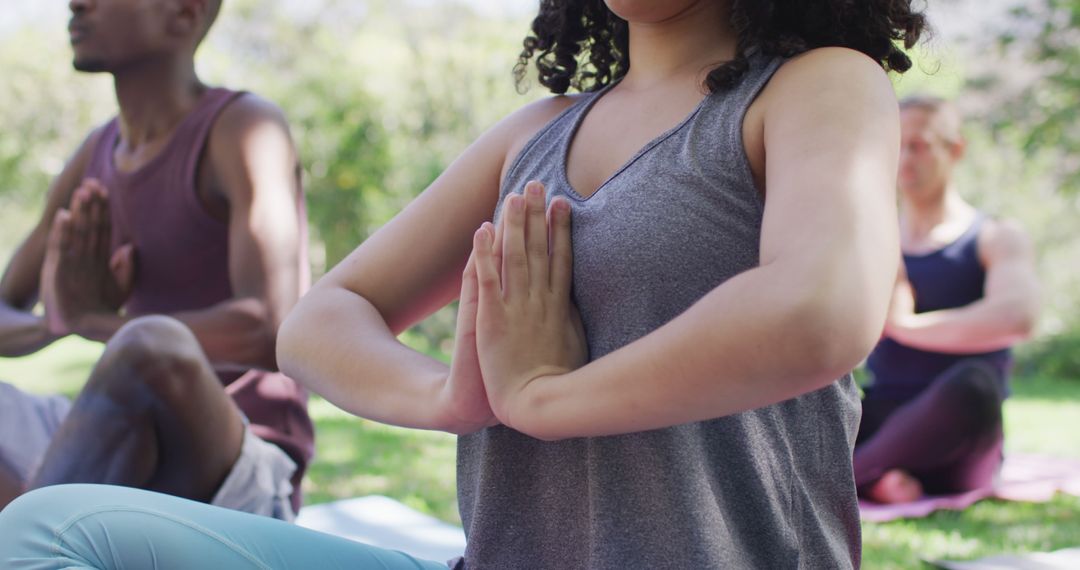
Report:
0,1,928,568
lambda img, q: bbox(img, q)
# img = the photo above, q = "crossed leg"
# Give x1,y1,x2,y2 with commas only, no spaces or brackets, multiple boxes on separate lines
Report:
854,359,1006,502
29,315,245,503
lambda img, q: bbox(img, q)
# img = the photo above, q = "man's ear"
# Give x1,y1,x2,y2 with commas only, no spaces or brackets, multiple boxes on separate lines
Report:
167,0,207,40
950,136,967,162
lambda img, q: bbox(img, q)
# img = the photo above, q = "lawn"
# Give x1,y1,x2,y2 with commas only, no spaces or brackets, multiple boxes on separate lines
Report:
2,336,1078,568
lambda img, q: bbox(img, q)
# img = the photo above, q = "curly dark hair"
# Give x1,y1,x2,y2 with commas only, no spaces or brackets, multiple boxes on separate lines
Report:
514,0,928,94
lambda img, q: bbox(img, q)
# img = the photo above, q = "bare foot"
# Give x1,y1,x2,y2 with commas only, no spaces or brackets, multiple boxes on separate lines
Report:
867,469,923,504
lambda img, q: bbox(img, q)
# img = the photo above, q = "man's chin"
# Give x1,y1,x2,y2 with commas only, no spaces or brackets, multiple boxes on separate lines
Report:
72,57,109,73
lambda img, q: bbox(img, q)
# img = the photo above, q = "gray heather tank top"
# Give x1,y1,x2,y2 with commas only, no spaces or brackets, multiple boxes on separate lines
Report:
457,52,862,569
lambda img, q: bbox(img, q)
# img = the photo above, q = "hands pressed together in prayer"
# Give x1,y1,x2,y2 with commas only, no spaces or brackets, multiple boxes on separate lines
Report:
40,178,135,338
443,180,587,433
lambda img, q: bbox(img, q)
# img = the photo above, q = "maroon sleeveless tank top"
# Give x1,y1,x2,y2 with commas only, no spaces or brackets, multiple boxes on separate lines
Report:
83,88,314,510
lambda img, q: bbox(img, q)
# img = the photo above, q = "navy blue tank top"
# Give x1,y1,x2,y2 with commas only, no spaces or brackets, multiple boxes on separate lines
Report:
865,215,1012,401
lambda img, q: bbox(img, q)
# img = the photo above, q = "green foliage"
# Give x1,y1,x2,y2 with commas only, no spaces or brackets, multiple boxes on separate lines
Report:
1017,330,1080,381
0,26,112,247
986,0,1080,193
195,0,538,272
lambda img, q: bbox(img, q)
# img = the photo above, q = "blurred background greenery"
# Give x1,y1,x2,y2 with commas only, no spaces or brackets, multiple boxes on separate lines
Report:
3,0,1079,367
2,0,1079,567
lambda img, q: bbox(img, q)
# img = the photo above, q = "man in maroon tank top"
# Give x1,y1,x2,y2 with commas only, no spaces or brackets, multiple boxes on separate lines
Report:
853,96,1041,503
0,0,313,520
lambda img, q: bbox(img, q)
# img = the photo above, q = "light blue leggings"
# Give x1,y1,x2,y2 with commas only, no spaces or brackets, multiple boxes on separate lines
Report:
0,485,450,569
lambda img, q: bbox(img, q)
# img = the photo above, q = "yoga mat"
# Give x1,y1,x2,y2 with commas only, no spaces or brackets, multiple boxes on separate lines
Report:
931,547,1080,569
295,495,466,562
860,453,1080,523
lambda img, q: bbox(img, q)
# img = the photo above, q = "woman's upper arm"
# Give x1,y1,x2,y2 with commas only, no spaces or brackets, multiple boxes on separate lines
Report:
757,48,903,354
318,96,576,333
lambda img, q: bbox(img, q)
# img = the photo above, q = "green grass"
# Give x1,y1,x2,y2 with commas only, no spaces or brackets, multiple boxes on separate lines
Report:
303,397,459,523
862,374,1080,568
2,337,1079,565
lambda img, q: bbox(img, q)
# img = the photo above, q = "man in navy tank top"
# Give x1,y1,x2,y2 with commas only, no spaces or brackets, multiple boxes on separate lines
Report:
0,0,314,520
854,95,1041,503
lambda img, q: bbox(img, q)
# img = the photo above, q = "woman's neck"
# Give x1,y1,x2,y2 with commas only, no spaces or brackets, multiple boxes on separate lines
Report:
621,1,737,91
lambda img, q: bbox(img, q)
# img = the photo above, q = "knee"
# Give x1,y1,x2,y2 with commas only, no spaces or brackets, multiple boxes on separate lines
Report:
94,316,208,403
0,486,81,556
0,485,143,564
940,361,1004,403
938,360,1005,424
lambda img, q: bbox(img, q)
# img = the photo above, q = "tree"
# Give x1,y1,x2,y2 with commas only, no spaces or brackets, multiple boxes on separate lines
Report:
988,0,1080,192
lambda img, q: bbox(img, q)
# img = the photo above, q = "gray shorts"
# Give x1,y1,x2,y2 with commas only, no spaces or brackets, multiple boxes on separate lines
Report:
0,381,297,521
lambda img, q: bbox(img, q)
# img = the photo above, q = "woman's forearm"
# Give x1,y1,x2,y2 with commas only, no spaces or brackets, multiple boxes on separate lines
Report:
277,286,462,432
510,258,884,441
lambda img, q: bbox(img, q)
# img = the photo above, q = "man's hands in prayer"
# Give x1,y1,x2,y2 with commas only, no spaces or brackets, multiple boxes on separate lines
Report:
41,179,135,337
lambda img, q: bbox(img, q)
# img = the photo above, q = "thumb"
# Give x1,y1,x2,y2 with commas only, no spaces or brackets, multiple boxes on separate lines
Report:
110,243,136,292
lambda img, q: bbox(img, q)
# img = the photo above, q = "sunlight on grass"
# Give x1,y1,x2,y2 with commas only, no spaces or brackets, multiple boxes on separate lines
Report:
862,496,1080,568
0,336,102,397
304,396,459,522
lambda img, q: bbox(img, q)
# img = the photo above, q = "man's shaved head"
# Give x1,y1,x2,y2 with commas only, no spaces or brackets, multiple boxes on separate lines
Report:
899,95,963,144
68,0,225,73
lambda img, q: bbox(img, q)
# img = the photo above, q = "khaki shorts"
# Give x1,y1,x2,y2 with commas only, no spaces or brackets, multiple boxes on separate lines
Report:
211,423,298,522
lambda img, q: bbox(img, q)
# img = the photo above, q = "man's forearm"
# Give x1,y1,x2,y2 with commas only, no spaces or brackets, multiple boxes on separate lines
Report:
0,303,58,357
887,298,1036,354
74,297,280,371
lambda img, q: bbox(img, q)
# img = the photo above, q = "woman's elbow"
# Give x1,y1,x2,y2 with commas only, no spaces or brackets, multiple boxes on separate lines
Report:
790,292,885,388
275,305,310,380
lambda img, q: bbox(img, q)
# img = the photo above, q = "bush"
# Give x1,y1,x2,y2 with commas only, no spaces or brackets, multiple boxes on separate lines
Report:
1016,327,1080,381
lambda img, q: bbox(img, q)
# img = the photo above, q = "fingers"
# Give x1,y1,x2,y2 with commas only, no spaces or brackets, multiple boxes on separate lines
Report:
68,179,112,259
110,243,136,297
87,189,105,258
90,180,112,260
458,249,479,311
500,193,528,299
474,223,501,309
548,197,573,298
69,184,92,257
50,209,73,258
524,181,548,291
493,206,505,286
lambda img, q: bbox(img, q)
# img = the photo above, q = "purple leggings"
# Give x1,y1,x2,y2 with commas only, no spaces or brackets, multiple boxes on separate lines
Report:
854,359,1005,496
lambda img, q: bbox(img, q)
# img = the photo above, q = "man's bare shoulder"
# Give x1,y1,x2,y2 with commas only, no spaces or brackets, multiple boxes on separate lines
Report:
208,92,292,148
978,216,1035,265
